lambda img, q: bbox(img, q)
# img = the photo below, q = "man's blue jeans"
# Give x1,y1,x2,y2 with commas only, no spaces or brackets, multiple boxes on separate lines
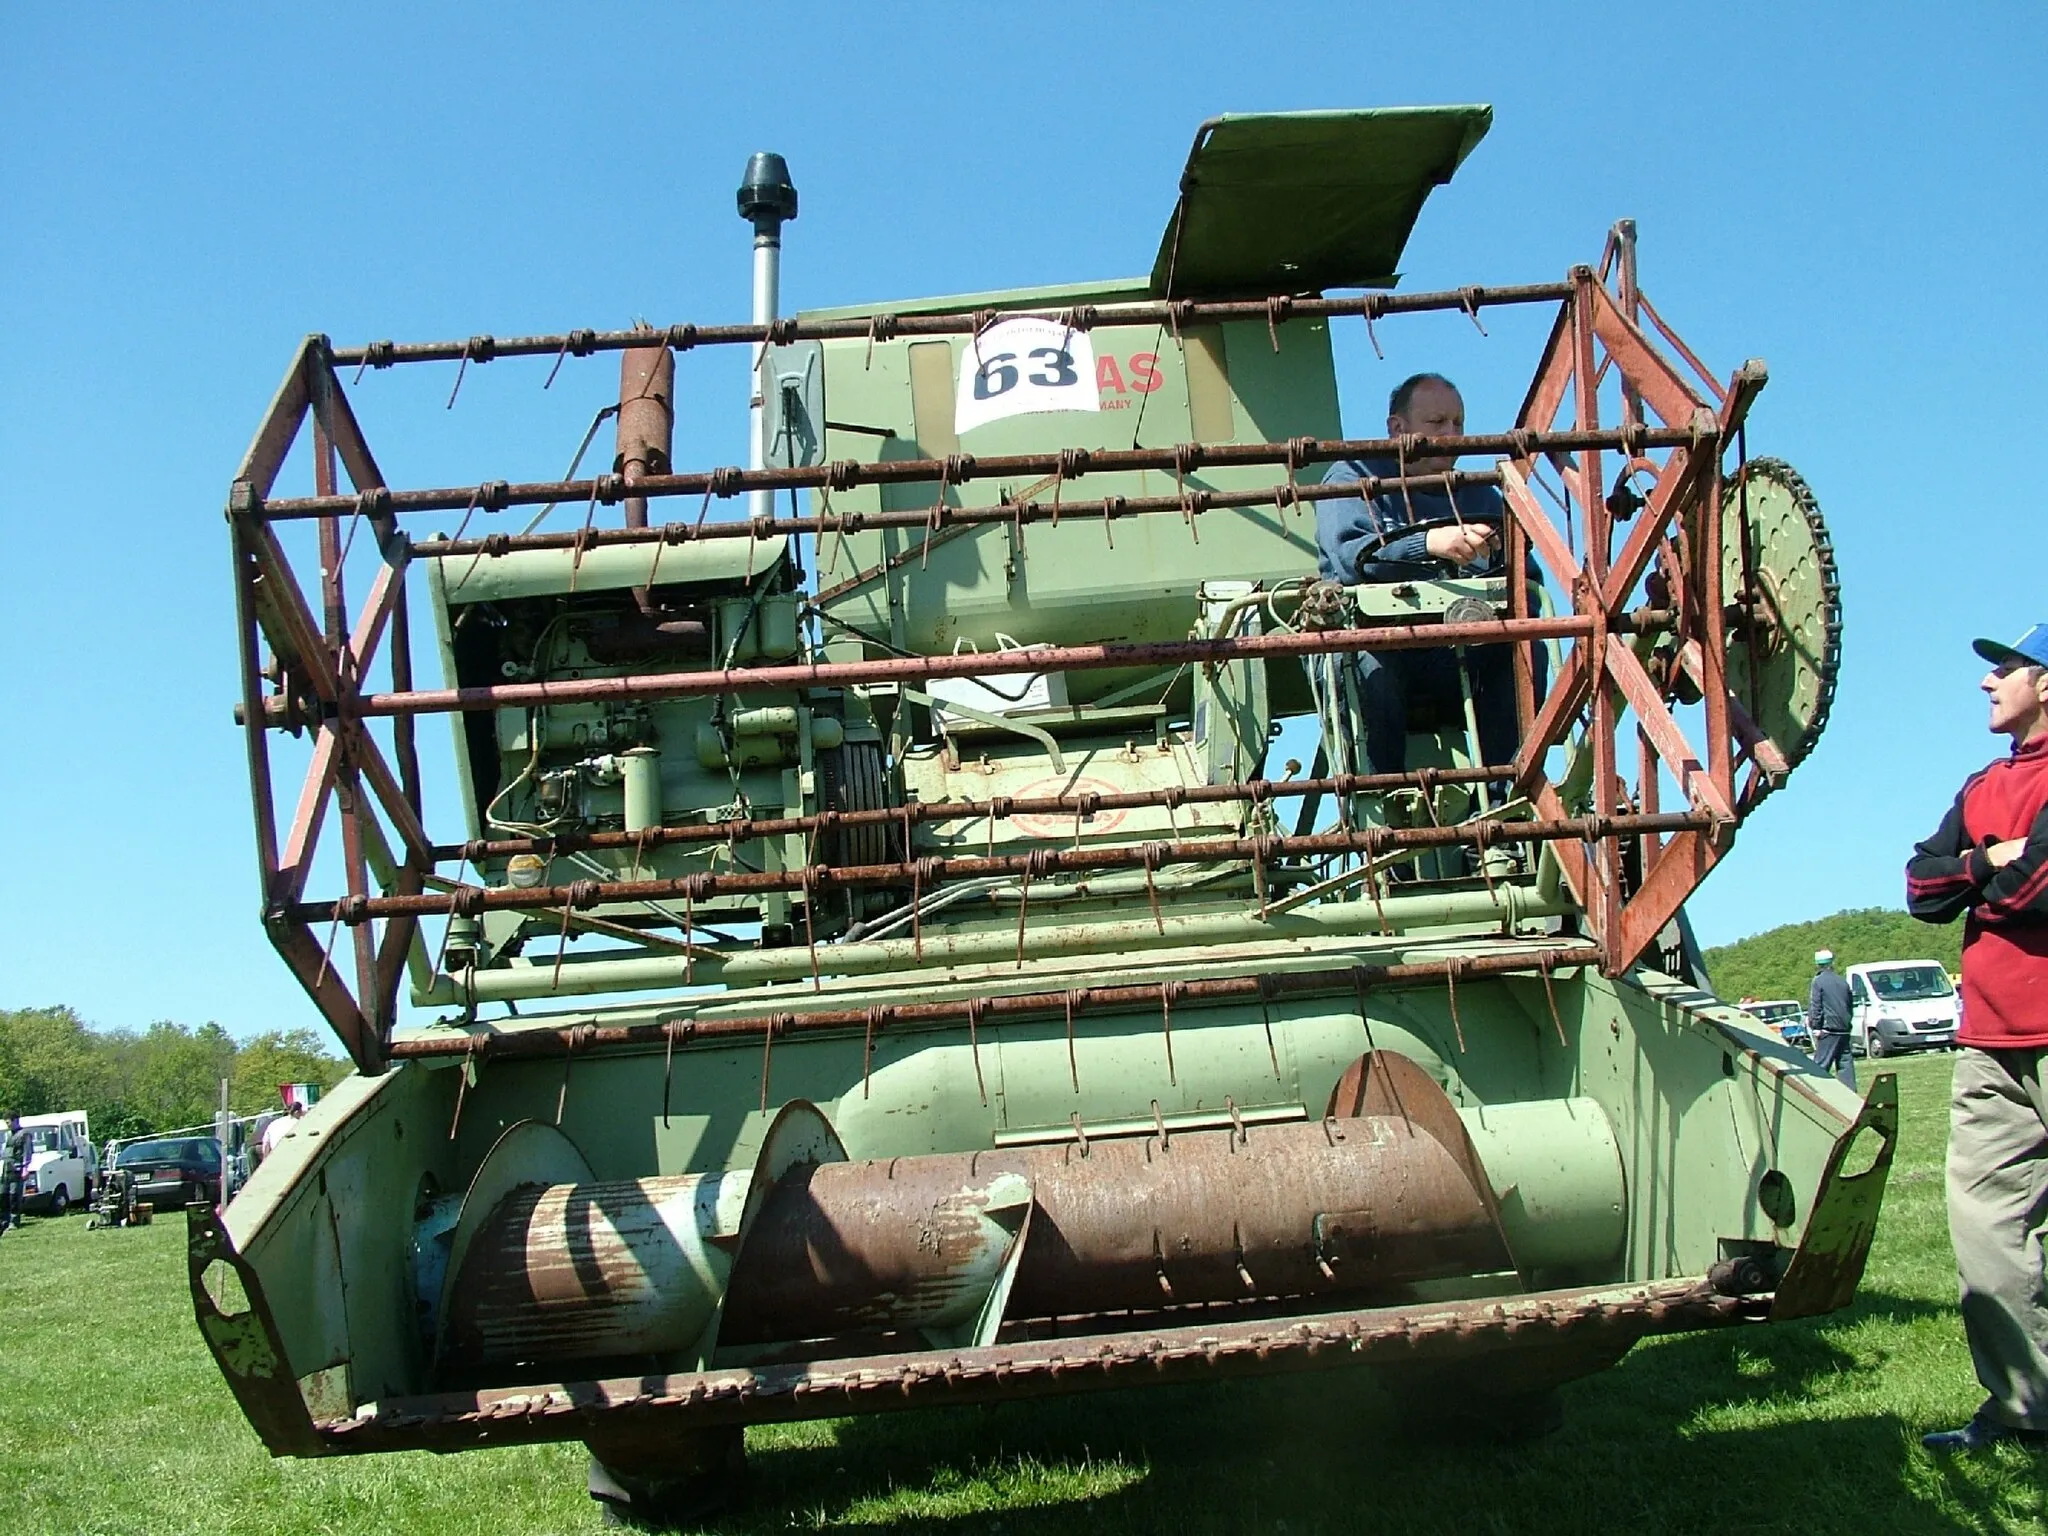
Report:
1357,642,1545,775
1812,1029,1857,1089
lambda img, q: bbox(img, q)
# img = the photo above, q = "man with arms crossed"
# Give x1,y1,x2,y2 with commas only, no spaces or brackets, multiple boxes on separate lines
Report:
1906,625,2048,1451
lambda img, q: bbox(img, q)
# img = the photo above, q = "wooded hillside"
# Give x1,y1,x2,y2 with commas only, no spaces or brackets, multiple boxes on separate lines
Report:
1703,908,1962,1003
0,1007,350,1141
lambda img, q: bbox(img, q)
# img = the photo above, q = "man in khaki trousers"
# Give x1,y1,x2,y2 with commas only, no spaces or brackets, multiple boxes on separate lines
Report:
1907,624,2048,1452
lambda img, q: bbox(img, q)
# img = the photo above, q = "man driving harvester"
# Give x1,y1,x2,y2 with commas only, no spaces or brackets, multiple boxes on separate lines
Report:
1316,373,1544,776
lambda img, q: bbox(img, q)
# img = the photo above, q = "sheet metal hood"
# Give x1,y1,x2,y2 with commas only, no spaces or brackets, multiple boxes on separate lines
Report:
1150,106,1492,298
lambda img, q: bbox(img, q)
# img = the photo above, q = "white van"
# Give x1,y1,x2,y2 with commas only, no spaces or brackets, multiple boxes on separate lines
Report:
17,1111,96,1215
1846,961,1960,1058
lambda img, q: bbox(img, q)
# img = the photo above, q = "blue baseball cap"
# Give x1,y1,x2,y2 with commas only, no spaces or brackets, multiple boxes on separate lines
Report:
1974,625,2048,670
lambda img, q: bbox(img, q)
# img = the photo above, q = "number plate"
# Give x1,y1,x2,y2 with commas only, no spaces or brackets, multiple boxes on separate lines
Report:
954,316,1100,434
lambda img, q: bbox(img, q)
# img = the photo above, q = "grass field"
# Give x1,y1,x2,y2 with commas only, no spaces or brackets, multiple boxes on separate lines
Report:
1,1052,2042,1535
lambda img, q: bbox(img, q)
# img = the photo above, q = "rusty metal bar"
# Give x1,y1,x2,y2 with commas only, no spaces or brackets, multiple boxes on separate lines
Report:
1637,288,1728,404
326,280,1576,369
256,425,1701,522
1614,218,1643,431
259,614,1635,726
1572,269,1618,966
1605,644,1733,824
334,769,382,1017
304,812,1707,927
232,339,315,499
387,595,424,820
239,517,342,704
427,467,1512,564
616,340,674,530
311,1275,1744,1451
311,387,345,646
264,914,382,1073
434,765,1515,864
387,947,1600,1061
231,527,282,887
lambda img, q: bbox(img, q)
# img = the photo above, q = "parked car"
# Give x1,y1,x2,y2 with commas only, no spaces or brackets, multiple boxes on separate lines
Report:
17,1112,97,1215
1847,960,1959,1057
1738,999,1810,1050
111,1136,223,1214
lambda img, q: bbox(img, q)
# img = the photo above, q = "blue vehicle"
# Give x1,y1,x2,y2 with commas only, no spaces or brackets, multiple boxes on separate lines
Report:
1740,999,1811,1050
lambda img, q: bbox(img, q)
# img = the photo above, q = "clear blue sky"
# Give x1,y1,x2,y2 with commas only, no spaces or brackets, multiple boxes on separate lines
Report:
3,3,2042,1040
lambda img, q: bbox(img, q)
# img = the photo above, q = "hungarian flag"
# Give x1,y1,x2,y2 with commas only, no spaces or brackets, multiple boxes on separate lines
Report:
279,1082,321,1111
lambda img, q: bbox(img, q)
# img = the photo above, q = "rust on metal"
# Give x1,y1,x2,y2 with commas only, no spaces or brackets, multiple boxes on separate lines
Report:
315,1277,1750,1455
187,1207,322,1457
430,469,1510,565
301,812,1710,927
716,1102,1509,1349
259,612,1664,726
1770,1073,1900,1320
257,425,1702,522
444,1177,727,1370
327,279,1578,369
435,763,1515,864
1327,1050,1524,1282
388,947,1600,1063
614,338,674,531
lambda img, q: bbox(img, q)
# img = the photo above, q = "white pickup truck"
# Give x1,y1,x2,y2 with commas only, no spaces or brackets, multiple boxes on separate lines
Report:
18,1112,96,1215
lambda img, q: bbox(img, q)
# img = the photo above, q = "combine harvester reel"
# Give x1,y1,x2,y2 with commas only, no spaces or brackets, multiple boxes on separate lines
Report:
197,109,1882,1523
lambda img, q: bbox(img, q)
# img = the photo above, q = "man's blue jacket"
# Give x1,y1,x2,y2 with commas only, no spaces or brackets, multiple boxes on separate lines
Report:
1808,969,1853,1034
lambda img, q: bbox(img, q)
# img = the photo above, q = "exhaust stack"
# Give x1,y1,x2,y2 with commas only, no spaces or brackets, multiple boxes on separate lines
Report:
614,337,672,531
737,151,798,525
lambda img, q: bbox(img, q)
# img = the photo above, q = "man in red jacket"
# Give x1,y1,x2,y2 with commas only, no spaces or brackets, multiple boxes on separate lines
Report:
1907,624,2048,1452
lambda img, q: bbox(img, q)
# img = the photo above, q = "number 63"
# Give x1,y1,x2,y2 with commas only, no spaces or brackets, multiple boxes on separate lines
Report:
972,348,1078,400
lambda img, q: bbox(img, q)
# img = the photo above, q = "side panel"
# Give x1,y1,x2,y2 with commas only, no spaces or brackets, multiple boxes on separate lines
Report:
1573,971,1864,1280
813,315,1336,666
227,1066,459,1406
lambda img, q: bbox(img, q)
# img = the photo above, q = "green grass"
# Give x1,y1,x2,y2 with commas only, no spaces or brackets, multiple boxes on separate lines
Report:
2,1053,2041,1534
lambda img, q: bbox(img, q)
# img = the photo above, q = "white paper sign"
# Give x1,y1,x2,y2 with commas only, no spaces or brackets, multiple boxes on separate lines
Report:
954,317,1100,435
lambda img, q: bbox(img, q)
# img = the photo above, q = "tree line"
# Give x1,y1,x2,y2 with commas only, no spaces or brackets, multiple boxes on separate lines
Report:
1702,907,1963,1005
0,1006,351,1142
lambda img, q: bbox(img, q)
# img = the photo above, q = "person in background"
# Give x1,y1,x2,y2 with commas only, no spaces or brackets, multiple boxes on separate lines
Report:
259,1102,305,1161
0,1113,26,1232
1906,624,2048,1452
1807,949,1854,1088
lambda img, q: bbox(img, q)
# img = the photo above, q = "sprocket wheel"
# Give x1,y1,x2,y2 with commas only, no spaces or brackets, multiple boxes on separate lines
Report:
1721,456,1841,810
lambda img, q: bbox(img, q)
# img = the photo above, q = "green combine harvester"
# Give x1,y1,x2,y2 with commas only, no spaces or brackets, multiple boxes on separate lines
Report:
202,107,1880,1524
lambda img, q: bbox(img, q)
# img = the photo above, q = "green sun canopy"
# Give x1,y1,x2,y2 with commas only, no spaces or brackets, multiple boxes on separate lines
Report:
1150,106,1492,298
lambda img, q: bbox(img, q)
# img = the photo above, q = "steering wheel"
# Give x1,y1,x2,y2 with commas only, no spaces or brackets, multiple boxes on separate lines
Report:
1348,513,1503,570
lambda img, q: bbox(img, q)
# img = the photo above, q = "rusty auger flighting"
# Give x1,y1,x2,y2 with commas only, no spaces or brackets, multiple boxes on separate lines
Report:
201,108,1882,1525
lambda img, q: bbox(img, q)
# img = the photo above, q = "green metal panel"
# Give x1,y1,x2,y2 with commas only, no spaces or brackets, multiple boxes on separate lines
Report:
808,311,1335,667
435,538,789,606
1152,108,1493,296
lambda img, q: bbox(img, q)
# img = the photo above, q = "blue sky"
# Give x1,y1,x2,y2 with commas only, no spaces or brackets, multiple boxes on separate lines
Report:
2,3,2042,1040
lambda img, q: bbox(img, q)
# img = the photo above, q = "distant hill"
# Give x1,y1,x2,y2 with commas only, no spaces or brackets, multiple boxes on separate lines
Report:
1702,908,1962,1003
